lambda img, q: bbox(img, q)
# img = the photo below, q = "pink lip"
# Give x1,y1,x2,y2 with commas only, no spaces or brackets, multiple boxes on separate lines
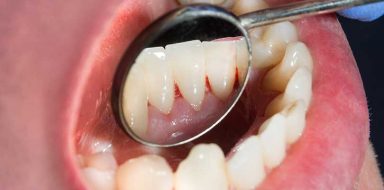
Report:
0,0,369,189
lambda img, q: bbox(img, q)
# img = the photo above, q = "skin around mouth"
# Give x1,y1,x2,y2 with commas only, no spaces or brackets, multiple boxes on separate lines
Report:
0,0,381,190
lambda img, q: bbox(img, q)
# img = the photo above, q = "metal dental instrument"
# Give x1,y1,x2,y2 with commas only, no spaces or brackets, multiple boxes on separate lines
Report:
113,0,383,147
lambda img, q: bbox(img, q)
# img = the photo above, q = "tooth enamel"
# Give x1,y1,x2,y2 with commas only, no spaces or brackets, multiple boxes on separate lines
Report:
84,152,117,171
227,136,265,190
82,168,115,190
232,0,268,15
204,40,236,101
263,42,313,92
258,114,286,169
175,144,229,190
122,63,148,136
252,22,299,68
236,38,249,85
265,68,313,116
166,40,205,111
116,155,173,190
139,47,174,114
281,100,306,145
178,0,235,8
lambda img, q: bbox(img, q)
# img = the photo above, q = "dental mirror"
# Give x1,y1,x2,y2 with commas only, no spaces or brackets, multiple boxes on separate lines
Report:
113,0,383,147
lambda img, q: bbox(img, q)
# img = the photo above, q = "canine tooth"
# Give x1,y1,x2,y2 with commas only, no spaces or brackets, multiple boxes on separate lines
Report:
258,114,286,169
116,155,173,190
232,0,268,15
252,22,298,68
175,144,229,190
236,38,249,85
204,41,236,100
84,152,117,171
82,168,115,190
281,100,306,145
265,68,312,116
166,40,205,111
139,47,174,114
122,63,148,136
263,42,313,92
227,136,265,190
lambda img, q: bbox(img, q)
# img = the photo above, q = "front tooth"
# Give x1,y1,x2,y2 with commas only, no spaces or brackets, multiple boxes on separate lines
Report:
84,152,117,171
204,40,236,101
265,68,312,116
258,114,286,169
122,63,148,136
139,47,174,114
236,38,249,85
116,155,173,190
166,40,205,111
82,168,115,190
227,136,265,190
175,144,229,190
281,100,306,145
263,42,313,92
252,22,298,68
232,0,268,15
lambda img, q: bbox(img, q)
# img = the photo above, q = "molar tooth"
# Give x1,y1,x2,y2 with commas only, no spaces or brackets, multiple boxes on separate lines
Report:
263,42,313,92
281,100,306,145
116,155,173,190
166,40,205,111
265,68,312,116
252,22,298,68
139,47,174,114
122,63,148,136
232,0,268,15
227,136,265,190
175,144,229,190
204,41,236,101
84,152,117,171
236,38,249,85
258,114,286,169
82,168,115,190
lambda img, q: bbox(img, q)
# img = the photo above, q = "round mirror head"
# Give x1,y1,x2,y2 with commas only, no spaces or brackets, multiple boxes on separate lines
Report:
113,4,252,147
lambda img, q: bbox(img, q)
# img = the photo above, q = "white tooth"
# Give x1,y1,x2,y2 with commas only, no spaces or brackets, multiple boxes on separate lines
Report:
263,42,313,92
227,136,265,190
116,155,173,190
265,68,312,116
252,22,299,68
82,168,115,190
236,38,249,85
258,114,286,169
139,47,174,114
122,62,148,136
280,100,306,145
84,152,117,171
166,40,205,111
232,0,268,15
175,144,229,190
203,40,236,101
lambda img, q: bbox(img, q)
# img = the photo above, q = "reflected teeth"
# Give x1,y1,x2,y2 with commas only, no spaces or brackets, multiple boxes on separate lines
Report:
227,136,265,190
203,41,236,100
251,22,299,68
232,0,269,15
236,38,249,85
140,47,175,114
122,63,148,136
166,40,206,111
175,144,229,190
116,155,174,190
263,42,313,92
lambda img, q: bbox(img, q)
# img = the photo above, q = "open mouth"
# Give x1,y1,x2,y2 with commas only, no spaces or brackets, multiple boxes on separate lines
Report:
1,0,373,189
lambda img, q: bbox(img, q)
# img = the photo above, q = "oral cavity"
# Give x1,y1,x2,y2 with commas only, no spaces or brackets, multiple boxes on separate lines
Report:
77,0,315,189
